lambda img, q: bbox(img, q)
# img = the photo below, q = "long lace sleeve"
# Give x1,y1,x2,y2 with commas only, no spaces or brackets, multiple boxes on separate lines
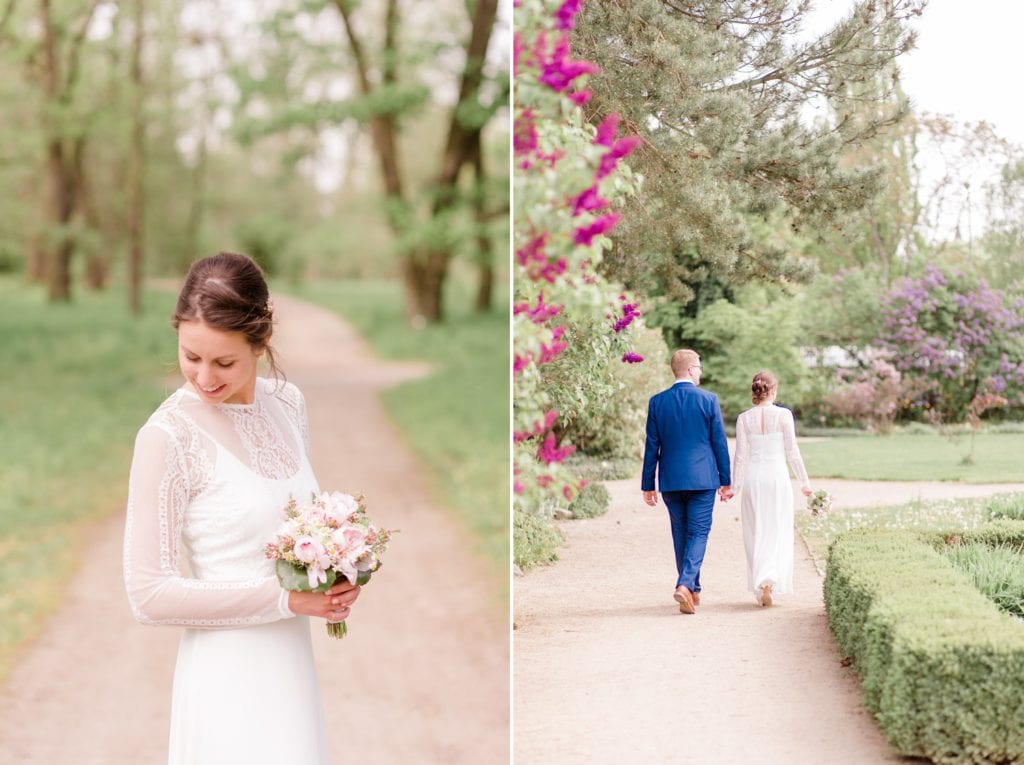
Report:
732,412,750,493
781,408,810,489
123,422,293,628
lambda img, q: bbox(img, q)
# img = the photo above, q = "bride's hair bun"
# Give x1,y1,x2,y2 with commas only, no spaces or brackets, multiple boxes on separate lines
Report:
751,371,778,404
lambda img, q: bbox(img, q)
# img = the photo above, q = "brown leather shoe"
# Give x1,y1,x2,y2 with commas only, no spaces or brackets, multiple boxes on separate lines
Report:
673,587,695,614
692,591,701,606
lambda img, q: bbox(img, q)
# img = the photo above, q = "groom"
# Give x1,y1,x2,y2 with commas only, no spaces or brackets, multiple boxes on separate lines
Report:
642,349,732,614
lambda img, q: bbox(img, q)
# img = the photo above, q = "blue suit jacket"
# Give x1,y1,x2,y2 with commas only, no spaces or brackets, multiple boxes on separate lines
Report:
641,382,731,492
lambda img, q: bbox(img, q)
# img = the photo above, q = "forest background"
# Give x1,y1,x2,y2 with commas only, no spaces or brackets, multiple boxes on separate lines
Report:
0,0,510,677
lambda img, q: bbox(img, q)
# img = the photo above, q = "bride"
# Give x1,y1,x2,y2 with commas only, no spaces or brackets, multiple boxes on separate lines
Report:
730,371,813,607
123,252,361,764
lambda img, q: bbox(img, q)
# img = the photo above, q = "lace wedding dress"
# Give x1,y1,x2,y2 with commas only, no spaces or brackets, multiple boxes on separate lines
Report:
731,404,810,601
123,378,328,764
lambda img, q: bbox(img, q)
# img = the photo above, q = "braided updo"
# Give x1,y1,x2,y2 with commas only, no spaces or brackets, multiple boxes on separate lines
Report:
171,252,282,379
751,371,777,405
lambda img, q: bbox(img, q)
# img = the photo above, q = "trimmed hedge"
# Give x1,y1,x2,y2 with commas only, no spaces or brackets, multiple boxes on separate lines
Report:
825,522,1024,764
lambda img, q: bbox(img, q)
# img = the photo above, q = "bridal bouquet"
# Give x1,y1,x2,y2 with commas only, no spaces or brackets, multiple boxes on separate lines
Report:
265,491,394,638
807,489,833,517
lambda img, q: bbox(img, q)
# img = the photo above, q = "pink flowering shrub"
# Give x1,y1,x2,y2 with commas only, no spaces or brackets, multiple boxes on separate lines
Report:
514,0,644,531
822,352,921,433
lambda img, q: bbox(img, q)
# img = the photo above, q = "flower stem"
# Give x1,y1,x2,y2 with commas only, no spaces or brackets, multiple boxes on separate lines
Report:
327,620,348,639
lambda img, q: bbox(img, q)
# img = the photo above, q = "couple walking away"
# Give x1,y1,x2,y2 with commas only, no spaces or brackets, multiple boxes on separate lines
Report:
641,349,813,613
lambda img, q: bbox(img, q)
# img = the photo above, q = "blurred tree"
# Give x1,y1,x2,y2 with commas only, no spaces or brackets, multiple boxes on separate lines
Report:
235,0,508,323
127,0,146,314
37,0,102,301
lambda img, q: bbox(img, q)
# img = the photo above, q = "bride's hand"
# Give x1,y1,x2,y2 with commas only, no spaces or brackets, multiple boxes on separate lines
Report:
288,582,362,623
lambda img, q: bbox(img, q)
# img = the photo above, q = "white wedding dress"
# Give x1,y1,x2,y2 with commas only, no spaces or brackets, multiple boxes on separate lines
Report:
123,377,328,764
731,404,810,601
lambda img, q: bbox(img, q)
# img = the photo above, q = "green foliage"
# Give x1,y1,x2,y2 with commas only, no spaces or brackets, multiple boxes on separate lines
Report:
567,482,610,520
0,280,175,679
575,0,922,306
562,454,639,482
798,267,885,355
944,542,1024,619
800,432,1024,483
513,509,562,570
987,494,1024,521
663,285,810,421
825,526,1024,763
289,278,509,589
545,324,671,459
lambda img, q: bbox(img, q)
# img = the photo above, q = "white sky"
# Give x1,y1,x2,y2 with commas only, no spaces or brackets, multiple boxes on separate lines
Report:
802,1,1024,240
805,0,1024,145
897,0,1024,146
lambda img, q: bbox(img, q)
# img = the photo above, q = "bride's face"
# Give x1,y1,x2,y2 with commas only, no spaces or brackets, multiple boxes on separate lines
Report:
177,320,263,405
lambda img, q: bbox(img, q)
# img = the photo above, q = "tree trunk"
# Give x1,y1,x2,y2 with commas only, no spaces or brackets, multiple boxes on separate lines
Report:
44,139,75,302
401,251,448,323
471,137,493,313
127,0,145,315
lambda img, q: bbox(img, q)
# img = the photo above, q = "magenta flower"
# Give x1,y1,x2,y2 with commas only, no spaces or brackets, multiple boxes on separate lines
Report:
571,185,609,216
514,293,564,323
539,34,599,92
556,0,585,30
514,409,561,443
613,303,640,333
622,352,645,364
537,433,576,465
568,88,592,105
514,353,532,375
594,114,620,147
596,135,642,180
514,110,538,156
574,213,622,246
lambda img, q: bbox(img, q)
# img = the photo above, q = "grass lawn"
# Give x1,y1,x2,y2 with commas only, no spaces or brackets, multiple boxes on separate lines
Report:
0,279,176,679
800,431,1024,483
287,279,509,597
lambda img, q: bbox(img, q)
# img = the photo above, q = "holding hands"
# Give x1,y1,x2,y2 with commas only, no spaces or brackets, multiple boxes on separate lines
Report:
718,485,734,502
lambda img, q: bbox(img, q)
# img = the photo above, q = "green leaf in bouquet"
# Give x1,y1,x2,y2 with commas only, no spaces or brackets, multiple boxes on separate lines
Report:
275,559,337,593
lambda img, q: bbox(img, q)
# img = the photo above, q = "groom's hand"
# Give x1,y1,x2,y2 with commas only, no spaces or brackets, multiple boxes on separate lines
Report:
718,486,734,502
643,490,658,507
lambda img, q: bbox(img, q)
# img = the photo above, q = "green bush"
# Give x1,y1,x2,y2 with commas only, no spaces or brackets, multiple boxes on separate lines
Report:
563,454,638,482
987,494,1024,522
944,541,1024,618
568,482,610,519
825,525,1024,763
514,510,562,569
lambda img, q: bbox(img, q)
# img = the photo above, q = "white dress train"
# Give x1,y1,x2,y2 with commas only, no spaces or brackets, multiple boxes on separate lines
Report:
123,378,328,764
732,404,810,602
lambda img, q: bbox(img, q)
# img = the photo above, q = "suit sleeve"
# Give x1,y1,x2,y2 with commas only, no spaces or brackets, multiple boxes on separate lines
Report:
708,395,731,486
640,397,660,492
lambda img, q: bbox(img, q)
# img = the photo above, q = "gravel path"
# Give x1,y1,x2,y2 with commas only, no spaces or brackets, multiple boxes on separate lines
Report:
513,474,1024,764
0,294,509,764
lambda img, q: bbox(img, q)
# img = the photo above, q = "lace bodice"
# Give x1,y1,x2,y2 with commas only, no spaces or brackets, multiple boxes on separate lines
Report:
732,405,810,492
123,378,319,628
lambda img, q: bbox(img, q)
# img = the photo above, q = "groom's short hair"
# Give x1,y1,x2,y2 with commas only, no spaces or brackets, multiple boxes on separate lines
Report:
671,349,700,378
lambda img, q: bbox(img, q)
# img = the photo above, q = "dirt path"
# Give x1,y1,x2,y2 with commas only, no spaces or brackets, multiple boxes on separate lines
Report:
0,294,508,764
513,474,1024,764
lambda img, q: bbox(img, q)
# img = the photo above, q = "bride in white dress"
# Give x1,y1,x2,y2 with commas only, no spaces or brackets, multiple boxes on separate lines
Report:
123,252,361,764
730,371,813,607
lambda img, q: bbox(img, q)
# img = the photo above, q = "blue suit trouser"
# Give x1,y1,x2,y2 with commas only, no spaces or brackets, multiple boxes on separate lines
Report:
662,489,716,591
